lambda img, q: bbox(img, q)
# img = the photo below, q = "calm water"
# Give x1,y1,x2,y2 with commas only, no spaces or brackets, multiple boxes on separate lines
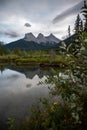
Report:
0,66,50,129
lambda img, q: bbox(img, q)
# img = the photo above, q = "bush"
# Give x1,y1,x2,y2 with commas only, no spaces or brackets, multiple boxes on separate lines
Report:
15,32,87,130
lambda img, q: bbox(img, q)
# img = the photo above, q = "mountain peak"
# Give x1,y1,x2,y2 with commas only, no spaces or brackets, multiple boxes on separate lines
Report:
50,33,54,36
46,33,60,44
25,32,34,36
24,32,60,44
49,33,57,38
37,33,47,43
38,33,44,37
24,33,36,42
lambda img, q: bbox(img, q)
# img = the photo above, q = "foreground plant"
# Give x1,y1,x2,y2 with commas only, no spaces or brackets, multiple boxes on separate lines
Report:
15,31,87,130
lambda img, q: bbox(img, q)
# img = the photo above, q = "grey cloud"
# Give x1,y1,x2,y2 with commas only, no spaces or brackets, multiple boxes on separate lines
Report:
0,30,20,38
0,0,83,22
0,0,8,4
0,0,45,23
5,31,20,38
7,74,20,80
52,1,83,24
53,30,64,35
0,0,86,42
24,23,31,27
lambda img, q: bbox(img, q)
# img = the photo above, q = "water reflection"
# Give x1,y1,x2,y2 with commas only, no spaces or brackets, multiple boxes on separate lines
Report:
7,66,50,79
0,66,50,129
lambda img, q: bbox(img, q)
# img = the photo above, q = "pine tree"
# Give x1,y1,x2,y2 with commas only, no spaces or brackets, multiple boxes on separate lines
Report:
73,15,83,56
0,43,3,55
81,0,87,32
74,14,81,33
68,25,71,37
80,20,83,32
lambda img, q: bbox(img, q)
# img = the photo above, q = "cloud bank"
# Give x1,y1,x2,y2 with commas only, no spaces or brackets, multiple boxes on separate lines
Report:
52,1,83,24
0,0,85,42
0,30,20,38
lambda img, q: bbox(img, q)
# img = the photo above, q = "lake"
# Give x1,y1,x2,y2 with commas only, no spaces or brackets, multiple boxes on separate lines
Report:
0,66,51,129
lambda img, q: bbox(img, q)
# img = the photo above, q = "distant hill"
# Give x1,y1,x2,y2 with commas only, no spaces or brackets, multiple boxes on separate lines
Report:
63,34,76,45
52,34,76,50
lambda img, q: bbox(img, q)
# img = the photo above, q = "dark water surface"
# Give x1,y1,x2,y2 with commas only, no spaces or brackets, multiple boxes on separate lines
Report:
0,66,50,129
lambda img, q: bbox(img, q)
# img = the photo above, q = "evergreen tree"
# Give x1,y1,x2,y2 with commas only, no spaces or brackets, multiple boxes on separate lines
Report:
74,14,81,33
81,0,87,32
68,25,71,37
0,43,4,55
80,20,84,32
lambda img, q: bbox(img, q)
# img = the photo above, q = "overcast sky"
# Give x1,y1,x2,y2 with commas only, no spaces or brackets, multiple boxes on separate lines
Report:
0,0,85,43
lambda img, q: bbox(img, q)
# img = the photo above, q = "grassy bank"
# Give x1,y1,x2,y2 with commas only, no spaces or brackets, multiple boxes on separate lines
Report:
0,54,71,67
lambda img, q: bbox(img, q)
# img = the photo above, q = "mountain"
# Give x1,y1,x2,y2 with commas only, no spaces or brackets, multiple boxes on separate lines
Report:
4,39,54,51
4,33,61,51
52,34,76,51
36,33,47,43
46,33,60,44
63,34,76,45
24,33,60,44
24,33,36,42
7,66,50,79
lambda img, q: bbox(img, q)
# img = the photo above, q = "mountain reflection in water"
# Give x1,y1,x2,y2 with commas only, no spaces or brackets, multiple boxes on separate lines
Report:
0,66,51,130
5,66,50,79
